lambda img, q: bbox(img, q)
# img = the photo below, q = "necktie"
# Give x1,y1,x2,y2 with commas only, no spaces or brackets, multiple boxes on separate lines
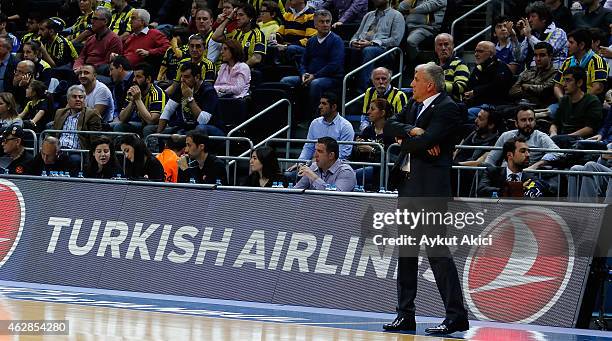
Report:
509,173,519,181
415,103,424,120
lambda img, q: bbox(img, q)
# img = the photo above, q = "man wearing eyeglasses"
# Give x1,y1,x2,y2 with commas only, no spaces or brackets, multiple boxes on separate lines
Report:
1,125,32,175
73,7,123,73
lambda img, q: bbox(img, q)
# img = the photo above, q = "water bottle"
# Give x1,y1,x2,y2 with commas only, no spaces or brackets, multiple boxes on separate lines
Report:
330,184,337,191
77,172,84,178
59,171,65,177
41,170,48,177
353,185,360,192
324,184,332,190
359,185,365,192
215,179,222,186
189,177,196,184
379,186,386,193
288,182,294,189
115,173,123,180
491,191,499,199
272,181,279,188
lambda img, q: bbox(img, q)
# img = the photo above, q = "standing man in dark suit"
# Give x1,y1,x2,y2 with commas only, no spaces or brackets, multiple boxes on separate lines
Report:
383,62,469,335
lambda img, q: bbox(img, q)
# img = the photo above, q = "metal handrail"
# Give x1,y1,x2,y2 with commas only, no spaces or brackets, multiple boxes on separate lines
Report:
145,133,254,185
455,27,492,51
40,130,139,149
227,98,292,163
450,0,493,37
341,46,403,116
454,144,612,154
266,137,386,188
22,129,38,156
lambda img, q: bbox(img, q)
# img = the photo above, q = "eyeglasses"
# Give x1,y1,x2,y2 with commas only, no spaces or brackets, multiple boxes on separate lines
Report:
1,137,18,143
91,16,105,21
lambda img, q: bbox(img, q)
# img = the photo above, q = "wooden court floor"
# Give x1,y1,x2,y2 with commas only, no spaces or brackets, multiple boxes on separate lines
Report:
0,298,459,341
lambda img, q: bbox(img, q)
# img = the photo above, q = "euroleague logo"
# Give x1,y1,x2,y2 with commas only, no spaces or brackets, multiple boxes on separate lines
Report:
463,206,574,323
0,179,25,269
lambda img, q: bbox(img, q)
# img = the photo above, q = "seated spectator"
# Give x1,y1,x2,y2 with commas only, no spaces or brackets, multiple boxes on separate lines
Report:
587,106,612,144
454,105,502,166
0,13,20,53
359,67,408,131
244,146,287,187
213,0,240,35
492,16,521,74
18,80,50,132
398,0,446,64
117,63,167,136
158,62,223,136
295,136,357,191
258,1,282,42
24,136,73,176
509,41,557,108
78,65,115,123
193,8,222,63
0,125,32,174
325,0,367,28
84,136,123,178
21,41,52,86
554,28,608,100
177,129,227,184
433,33,470,102
0,37,18,93
349,0,405,93
12,60,38,108
37,18,77,69
214,39,251,98
354,98,395,190
21,12,42,46
117,134,165,181
550,66,603,139
110,0,135,40
53,85,102,150
109,56,134,121
465,41,514,120
157,26,190,85
478,137,533,197
273,0,315,63
545,0,573,32
166,33,216,96
295,92,354,165
67,0,96,44
485,105,562,169
568,148,612,202
518,1,568,69
212,3,267,69
121,9,171,67
73,7,123,73
573,0,612,35
280,9,344,115
157,134,185,182
0,92,22,129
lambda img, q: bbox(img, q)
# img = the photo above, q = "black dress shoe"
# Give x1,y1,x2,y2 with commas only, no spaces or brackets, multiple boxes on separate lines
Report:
382,316,416,331
424,319,469,334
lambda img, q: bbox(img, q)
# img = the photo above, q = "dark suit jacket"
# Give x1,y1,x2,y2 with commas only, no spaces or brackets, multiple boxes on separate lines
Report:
384,92,461,196
1,54,18,93
477,166,525,197
53,107,102,150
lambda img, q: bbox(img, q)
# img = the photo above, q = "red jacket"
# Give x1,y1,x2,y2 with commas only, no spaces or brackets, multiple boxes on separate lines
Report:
123,28,170,66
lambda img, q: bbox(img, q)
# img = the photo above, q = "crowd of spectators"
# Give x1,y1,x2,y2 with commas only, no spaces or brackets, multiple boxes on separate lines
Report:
0,0,610,200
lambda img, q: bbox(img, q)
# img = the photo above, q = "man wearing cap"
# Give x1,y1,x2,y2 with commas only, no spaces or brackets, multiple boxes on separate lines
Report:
1,125,32,175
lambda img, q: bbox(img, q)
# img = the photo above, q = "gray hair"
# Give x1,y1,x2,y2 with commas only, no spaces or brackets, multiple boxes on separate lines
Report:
42,136,60,148
18,60,35,73
314,9,332,20
133,8,150,25
435,33,454,45
0,36,12,50
371,66,392,80
415,62,445,92
95,7,113,24
67,85,85,98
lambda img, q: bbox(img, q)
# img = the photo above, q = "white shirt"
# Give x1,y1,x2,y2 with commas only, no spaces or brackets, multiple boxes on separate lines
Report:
79,81,115,123
505,166,523,181
418,93,441,119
